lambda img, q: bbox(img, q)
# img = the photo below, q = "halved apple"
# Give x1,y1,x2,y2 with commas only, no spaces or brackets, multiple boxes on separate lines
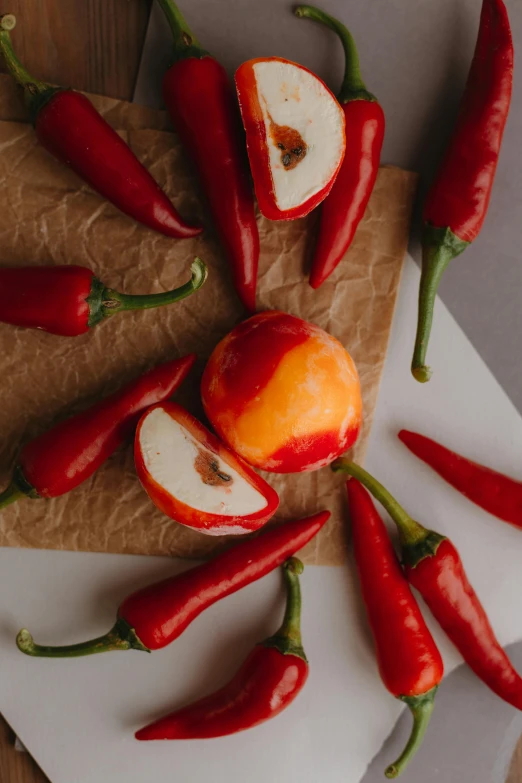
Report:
235,56,346,221
134,402,279,535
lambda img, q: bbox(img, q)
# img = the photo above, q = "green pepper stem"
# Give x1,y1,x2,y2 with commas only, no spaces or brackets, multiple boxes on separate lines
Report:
156,0,209,62
0,16,51,100
263,557,307,662
332,460,445,567
412,225,469,383
385,687,437,778
294,5,375,103
0,481,24,509
16,618,150,658
331,460,428,546
101,257,207,318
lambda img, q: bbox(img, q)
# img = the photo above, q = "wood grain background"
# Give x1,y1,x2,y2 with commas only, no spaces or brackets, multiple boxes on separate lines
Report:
0,2,520,782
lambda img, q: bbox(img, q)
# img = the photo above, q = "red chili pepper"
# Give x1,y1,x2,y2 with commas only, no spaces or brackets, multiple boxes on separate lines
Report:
157,0,260,312
294,5,385,289
0,354,196,510
411,0,513,382
348,479,442,778
334,460,522,713
0,15,201,239
399,429,522,530
135,556,308,740
16,512,329,657
0,259,207,337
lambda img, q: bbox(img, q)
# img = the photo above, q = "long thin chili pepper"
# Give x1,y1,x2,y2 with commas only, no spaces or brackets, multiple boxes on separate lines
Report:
158,0,260,312
0,15,201,239
135,557,308,740
294,5,384,290
0,354,196,509
411,0,513,382
16,512,329,657
0,258,207,336
348,479,442,778
334,459,522,712
399,429,522,530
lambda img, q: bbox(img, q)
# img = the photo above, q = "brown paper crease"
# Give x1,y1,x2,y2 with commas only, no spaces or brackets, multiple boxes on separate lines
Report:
0,83,416,564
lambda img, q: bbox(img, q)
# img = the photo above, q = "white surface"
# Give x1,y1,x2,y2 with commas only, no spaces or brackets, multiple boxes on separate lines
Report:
3,256,522,782
248,59,345,211
139,407,267,518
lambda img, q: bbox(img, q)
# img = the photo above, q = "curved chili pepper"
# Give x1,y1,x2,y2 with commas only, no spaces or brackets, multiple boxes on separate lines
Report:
0,258,207,337
294,5,384,289
334,460,522,713
0,15,201,239
157,0,260,312
411,0,513,382
399,429,522,530
348,479,442,778
135,557,308,740
16,511,329,657
0,354,196,510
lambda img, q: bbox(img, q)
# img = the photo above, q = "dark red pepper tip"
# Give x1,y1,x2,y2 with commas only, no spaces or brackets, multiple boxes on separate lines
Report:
385,685,438,778
294,5,377,104
397,429,415,447
15,617,150,658
332,460,445,568
262,557,307,663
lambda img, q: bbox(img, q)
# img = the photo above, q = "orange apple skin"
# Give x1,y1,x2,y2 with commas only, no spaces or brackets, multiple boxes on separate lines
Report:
201,311,362,473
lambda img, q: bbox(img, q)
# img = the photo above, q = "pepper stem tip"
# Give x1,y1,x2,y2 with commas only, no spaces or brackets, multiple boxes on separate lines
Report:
0,14,16,32
284,556,304,576
411,364,432,383
190,256,208,290
15,618,150,658
384,687,437,778
16,629,35,655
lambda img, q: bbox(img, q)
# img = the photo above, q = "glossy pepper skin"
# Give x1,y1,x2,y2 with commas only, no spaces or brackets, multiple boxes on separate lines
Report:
0,16,200,239
294,6,384,289
334,460,522,713
0,259,207,336
348,480,442,779
157,0,260,313
399,429,522,530
135,557,308,740
412,0,513,382
16,511,329,657
0,354,196,510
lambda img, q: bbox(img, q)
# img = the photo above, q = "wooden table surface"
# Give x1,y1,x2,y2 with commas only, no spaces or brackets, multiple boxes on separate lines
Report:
0,2,520,782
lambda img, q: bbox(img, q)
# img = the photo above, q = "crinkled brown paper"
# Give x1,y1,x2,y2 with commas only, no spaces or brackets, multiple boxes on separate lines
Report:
0,75,416,565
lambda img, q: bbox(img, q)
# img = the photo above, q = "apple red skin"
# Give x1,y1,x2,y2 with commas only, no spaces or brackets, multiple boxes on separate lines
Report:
201,311,363,474
235,57,346,221
134,402,279,535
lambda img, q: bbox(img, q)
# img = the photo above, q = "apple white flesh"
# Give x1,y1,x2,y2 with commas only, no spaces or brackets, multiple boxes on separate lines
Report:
138,407,268,517
253,59,345,211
